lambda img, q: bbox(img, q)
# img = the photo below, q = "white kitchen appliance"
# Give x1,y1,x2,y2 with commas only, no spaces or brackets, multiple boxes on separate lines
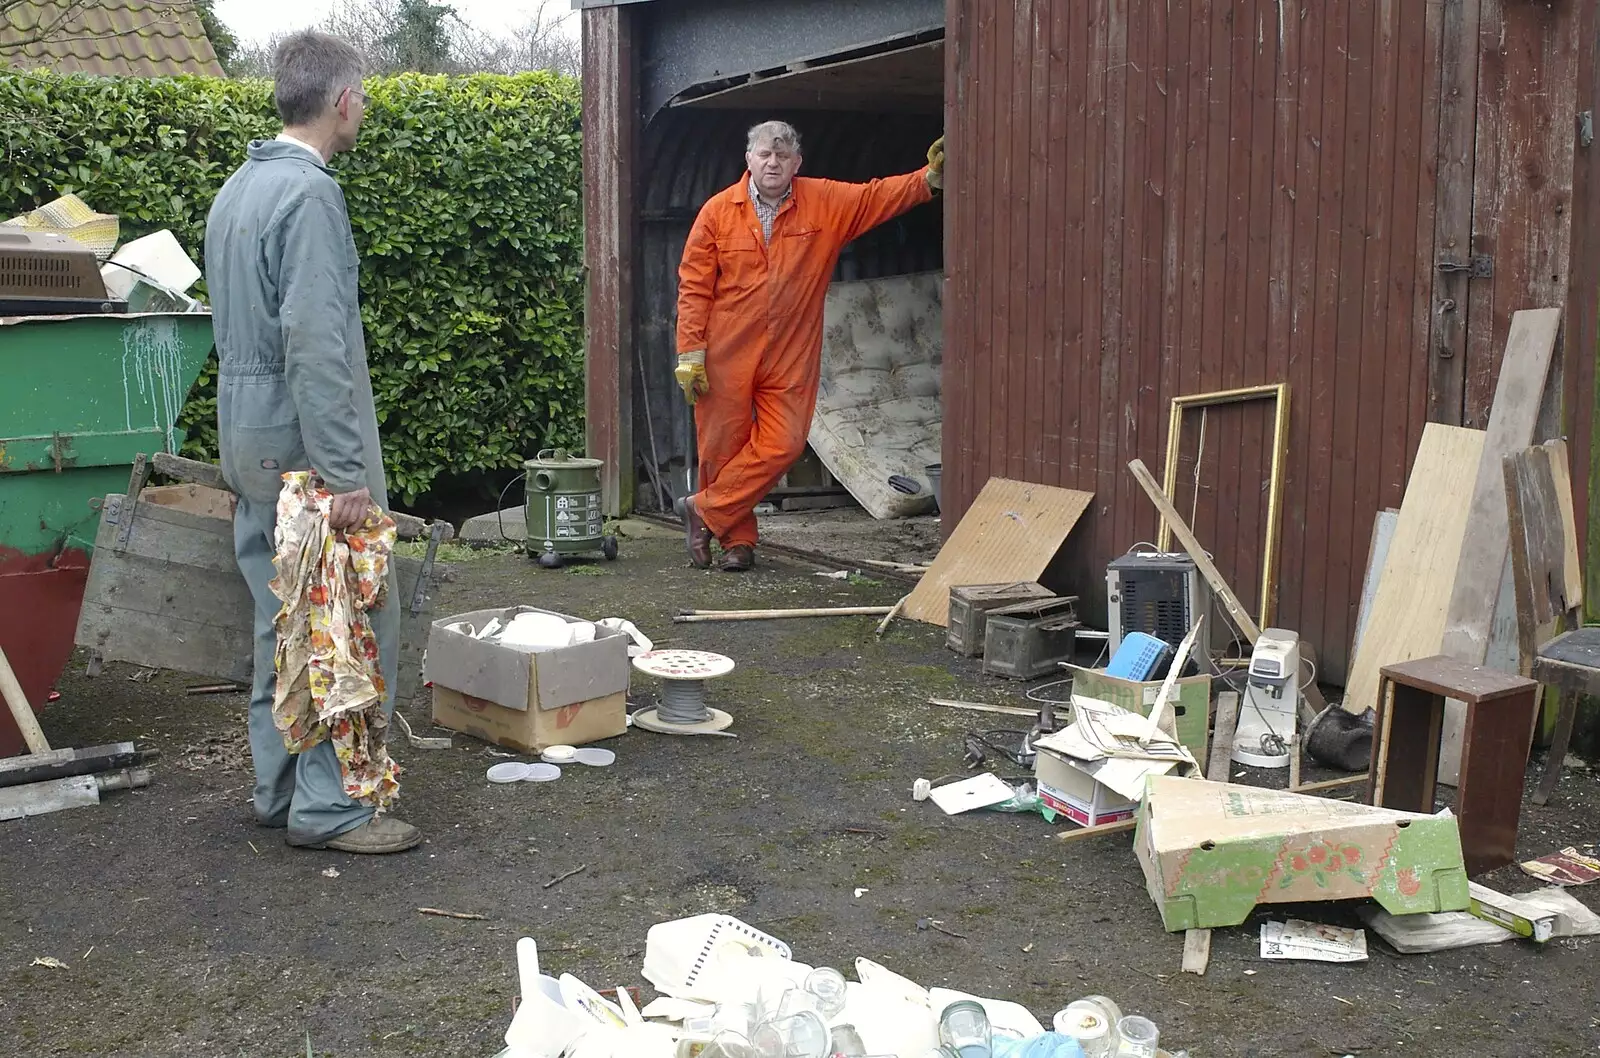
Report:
1232,628,1301,769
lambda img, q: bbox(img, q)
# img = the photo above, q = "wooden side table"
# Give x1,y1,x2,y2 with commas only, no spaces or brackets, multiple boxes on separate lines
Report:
1368,654,1539,876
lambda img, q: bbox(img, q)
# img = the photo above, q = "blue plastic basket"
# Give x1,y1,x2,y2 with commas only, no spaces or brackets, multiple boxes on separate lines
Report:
1104,631,1172,681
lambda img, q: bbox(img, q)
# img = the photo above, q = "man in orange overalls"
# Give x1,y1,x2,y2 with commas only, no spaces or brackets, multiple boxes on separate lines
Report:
674,120,945,571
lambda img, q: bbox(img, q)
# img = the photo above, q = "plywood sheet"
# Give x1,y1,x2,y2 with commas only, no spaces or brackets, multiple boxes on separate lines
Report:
1352,509,1399,659
904,478,1093,627
1341,424,1487,715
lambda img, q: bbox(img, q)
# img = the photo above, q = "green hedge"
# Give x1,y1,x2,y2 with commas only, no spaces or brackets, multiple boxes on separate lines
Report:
0,71,584,503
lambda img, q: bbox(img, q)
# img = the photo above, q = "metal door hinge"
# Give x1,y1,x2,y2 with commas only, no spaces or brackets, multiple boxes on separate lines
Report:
1581,111,1594,149
1437,255,1493,279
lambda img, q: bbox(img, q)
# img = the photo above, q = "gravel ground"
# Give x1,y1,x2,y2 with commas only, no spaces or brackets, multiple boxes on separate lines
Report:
2,528,1597,1057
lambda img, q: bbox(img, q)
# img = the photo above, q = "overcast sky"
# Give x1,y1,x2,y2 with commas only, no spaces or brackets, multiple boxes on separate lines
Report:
213,0,578,44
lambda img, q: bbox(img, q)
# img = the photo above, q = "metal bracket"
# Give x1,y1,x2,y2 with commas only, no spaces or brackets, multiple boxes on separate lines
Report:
1581,110,1594,149
409,520,447,615
113,454,149,551
1437,255,1494,279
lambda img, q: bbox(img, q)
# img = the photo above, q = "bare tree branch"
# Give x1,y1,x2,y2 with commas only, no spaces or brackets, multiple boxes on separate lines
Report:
0,0,196,56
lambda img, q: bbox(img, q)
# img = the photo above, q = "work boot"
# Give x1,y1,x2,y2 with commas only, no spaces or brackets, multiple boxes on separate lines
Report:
678,495,713,569
289,815,422,854
719,544,755,573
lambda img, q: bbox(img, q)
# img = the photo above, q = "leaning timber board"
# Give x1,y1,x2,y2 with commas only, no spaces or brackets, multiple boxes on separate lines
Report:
1341,424,1487,716
74,492,434,707
904,477,1093,627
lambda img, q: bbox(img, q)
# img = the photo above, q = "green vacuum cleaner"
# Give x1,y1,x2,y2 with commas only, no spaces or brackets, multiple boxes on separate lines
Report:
521,449,619,569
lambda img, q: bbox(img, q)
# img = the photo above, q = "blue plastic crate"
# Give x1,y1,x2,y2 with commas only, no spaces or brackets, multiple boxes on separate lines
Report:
1104,631,1172,681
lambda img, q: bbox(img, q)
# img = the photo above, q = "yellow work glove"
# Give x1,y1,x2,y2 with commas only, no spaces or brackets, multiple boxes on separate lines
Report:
926,135,945,193
675,349,709,404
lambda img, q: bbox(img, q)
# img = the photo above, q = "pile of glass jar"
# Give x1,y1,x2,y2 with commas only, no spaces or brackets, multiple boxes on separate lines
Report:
674,974,1182,1058
1053,994,1179,1057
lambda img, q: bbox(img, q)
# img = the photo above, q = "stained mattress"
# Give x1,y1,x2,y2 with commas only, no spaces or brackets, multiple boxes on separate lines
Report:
810,270,942,519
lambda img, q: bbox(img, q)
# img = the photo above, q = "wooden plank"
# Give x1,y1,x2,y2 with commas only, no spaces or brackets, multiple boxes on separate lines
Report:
1289,772,1370,794
1041,0,1069,496
1135,0,1168,579
1309,0,1350,676
1158,0,1193,531
139,484,237,520
75,496,436,705
1127,458,1261,643
1332,0,1379,716
1018,0,1045,485
1369,0,1420,589
1534,690,1580,806
0,644,49,755
1286,0,1327,675
1231,0,1270,623
1441,308,1562,662
581,4,636,517
1428,0,1482,423
1264,0,1300,631
1395,0,1442,515
1055,817,1136,844
1182,928,1212,976
1438,308,1562,784
1546,439,1584,609
929,698,1040,719
1341,424,1486,715
0,743,147,790
1206,691,1242,782
1462,0,1505,426
978,0,1005,497
0,774,100,821
1353,508,1401,658
150,452,447,541
1092,0,1122,564
903,478,1093,627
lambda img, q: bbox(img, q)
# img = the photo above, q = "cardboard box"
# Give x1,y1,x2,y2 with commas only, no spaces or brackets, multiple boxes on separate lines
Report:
425,606,630,752
1134,775,1470,932
1034,750,1138,826
1069,667,1211,760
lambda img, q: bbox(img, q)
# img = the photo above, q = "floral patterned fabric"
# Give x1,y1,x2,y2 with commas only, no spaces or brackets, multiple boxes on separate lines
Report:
269,472,401,809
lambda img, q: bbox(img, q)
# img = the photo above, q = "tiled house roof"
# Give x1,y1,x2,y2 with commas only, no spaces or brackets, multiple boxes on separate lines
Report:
0,0,224,77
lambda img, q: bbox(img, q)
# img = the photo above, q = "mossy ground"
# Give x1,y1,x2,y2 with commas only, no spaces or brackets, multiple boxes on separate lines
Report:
2,538,1596,1056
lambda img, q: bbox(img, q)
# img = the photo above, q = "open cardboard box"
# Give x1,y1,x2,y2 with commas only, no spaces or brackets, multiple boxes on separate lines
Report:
1033,694,1197,828
1067,666,1211,760
1134,775,1470,932
425,606,630,753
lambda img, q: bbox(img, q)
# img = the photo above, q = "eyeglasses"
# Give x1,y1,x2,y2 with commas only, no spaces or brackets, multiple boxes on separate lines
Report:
342,86,367,106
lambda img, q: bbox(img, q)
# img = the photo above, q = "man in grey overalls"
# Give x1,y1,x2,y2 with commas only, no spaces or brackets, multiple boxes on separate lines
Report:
204,31,420,854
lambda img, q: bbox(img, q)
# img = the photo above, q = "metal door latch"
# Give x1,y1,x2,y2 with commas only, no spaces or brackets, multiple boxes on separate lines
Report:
1437,255,1493,279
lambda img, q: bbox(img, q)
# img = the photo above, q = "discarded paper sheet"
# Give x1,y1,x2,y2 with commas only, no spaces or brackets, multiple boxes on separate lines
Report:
1518,846,1600,887
1259,920,1368,963
929,773,1016,815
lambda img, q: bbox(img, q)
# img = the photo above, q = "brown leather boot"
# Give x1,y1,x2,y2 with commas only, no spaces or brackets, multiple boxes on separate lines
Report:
679,495,713,569
719,544,755,572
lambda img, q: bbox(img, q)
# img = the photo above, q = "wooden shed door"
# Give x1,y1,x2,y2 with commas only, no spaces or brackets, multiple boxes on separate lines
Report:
1428,0,1581,431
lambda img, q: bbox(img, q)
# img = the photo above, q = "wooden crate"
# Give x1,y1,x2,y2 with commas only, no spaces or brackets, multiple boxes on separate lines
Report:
74,487,437,708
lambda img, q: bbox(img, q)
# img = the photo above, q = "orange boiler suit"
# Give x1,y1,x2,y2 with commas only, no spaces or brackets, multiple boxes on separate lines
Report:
675,169,935,548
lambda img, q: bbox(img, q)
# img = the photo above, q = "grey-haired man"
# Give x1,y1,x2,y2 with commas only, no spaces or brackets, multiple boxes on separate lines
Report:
204,30,420,855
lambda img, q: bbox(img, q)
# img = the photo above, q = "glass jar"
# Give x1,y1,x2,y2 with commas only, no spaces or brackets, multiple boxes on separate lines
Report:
1054,1000,1115,1058
1114,1015,1161,1058
804,967,849,1019
937,1000,993,1058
